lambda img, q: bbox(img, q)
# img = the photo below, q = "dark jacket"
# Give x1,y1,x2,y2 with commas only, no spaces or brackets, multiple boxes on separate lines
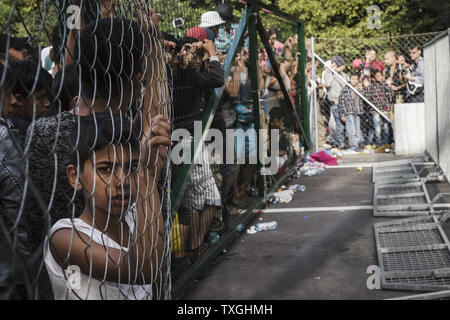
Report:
172,60,224,132
0,118,29,292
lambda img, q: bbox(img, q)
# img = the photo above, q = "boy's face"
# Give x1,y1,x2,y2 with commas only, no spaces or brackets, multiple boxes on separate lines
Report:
9,47,30,61
12,88,51,121
350,75,359,87
375,72,383,83
71,144,139,217
272,117,285,131
366,50,376,62
384,53,396,66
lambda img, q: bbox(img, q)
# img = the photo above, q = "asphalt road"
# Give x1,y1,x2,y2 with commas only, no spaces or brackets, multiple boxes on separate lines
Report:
182,158,449,300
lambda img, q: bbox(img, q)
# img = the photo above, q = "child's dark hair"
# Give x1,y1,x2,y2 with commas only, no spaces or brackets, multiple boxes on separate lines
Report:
350,72,360,78
10,59,53,98
74,18,146,100
0,63,17,118
269,107,285,122
69,113,140,171
370,68,382,78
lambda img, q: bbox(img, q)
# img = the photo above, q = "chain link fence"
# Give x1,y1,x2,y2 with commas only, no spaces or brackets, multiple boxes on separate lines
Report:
1,0,172,300
0,0,308,299
309,32,442,154
167,3,308,297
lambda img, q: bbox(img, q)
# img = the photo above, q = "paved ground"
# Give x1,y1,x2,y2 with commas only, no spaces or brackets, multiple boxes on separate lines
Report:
182,155,450,300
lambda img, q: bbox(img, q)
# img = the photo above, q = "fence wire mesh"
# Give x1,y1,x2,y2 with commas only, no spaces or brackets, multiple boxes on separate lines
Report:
1,0,173,300
310,32,442,153
0,1,307,300
169,4,306,289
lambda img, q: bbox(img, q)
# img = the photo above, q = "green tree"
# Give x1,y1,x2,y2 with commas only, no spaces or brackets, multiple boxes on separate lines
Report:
275,0,449,38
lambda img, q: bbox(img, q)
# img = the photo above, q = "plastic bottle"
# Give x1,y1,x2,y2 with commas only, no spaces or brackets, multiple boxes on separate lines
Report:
255,221,278,231
298,185,306,192
304,168,324,176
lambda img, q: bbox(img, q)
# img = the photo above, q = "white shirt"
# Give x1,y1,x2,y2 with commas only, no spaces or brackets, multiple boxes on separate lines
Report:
44,209,154,300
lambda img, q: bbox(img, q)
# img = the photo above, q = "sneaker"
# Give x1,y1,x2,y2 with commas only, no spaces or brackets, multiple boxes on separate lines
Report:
322,143,332,150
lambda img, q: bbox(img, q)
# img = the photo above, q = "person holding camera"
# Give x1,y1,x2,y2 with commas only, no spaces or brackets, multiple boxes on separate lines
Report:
171,36,224,263
404,45,424,103
383,51,406,104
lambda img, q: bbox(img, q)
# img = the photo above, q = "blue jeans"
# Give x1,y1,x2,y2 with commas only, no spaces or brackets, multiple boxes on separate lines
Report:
369,113,392,147
329,104,345,148
345,114,362,150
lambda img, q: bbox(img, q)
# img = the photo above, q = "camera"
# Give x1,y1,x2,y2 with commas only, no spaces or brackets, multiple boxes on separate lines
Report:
402,64,414,75
172,17,185,29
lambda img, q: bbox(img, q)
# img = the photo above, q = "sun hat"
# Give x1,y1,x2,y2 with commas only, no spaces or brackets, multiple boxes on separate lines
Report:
199,11,226,28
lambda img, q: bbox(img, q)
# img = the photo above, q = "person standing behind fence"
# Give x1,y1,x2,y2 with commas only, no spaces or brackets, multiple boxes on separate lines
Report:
323,55,347,149
227,50,263,199
383,51,406,104
45,114,171,300
214,3,249,54
0,64,30,299
0,35,32,62
404,45,424,103
171,34,224,262
363,70,395,148
267,27,284,57
365,48,385,73
25,6,170,298
338,73,365,151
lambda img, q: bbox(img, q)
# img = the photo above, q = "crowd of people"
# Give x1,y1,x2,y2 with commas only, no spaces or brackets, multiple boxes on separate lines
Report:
0,0,427,300
309,45,425,151
0,1,304,300
161,4,302,270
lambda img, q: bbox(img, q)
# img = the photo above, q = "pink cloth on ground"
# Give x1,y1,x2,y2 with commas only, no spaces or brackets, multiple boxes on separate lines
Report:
309,151,338,166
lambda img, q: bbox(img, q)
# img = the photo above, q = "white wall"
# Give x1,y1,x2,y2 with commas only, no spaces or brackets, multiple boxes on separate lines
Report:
394,103,426,156
424,30,450,180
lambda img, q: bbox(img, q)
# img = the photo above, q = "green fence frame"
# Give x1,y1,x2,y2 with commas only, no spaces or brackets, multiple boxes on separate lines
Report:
171,1,309,299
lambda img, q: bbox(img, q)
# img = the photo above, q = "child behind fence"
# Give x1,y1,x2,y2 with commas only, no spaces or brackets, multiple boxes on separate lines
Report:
44,114,171,300
338,73,365,151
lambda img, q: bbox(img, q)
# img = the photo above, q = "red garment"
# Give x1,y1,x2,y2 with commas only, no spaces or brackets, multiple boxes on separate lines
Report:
309,151,338,166
370,60,385,73
187,27,207,42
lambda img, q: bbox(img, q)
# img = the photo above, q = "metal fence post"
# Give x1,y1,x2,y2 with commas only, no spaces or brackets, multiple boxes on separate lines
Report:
311,36,319,151
248,8,266,200
298,20,311,148
256,17,309,150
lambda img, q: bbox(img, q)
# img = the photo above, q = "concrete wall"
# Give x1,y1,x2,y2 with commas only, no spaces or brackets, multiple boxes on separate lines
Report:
424,30,450,180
